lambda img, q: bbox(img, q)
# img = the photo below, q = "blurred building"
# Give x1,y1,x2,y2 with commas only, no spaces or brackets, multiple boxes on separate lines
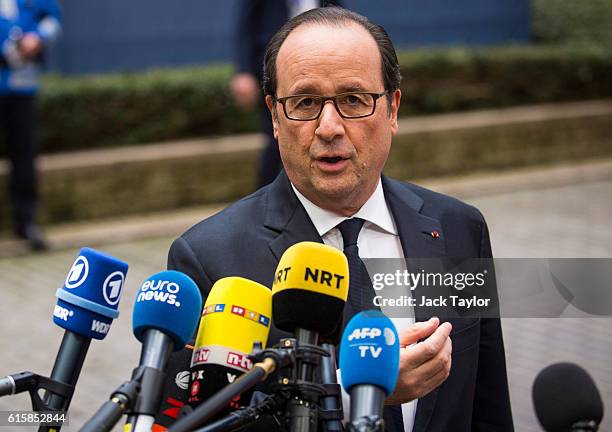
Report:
50,0,530,74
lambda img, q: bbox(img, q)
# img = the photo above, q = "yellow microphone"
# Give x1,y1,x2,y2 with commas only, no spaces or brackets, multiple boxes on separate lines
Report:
188,277,272,416
272,241,349,342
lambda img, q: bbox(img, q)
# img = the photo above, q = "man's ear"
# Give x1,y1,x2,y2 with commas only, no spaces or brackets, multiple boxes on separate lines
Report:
389,89,401,135
265,95,280,140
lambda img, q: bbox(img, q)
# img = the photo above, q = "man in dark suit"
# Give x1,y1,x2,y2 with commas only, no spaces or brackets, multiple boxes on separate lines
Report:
170,7,513,431
232,0,341,188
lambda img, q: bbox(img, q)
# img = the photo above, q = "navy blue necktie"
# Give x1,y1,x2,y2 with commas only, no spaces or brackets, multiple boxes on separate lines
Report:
337,218,377,311
337,218,405,432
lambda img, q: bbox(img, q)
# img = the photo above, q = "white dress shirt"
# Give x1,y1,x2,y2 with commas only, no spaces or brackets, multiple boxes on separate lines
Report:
291,180,417,432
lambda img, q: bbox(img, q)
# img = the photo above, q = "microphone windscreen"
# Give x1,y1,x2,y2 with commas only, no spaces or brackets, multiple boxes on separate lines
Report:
54,247,128,339
189,277,272,409
339,310,399,397
132,270,202,350
272,241,348,339
533,362,604,431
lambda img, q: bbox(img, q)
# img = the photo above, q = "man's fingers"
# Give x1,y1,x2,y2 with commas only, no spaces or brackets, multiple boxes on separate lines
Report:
401,321,452,368
388,331,453,404
399,316,440,347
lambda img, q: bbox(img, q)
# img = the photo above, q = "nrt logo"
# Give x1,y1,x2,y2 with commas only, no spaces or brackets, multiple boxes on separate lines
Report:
103,271,125,306
65,256,89,289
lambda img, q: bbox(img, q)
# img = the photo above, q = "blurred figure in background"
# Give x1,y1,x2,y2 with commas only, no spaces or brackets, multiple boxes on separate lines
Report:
232,0,342,188
0,0,61,251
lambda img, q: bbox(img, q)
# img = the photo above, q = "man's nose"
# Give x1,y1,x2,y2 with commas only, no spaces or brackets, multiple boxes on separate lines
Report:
315,101,345,142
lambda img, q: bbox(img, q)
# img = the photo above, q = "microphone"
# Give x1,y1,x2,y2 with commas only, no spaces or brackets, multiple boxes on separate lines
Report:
272,241,349,431
533,362,604,432
167,276,272,432
340,310,400,432
189,277,272,413
0,247,128,431
272,241,349,342
127,270,203,432
81,270,201,432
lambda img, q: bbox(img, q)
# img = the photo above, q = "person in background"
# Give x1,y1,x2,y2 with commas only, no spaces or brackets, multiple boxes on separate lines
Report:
0,0,61,251
232,0,341,188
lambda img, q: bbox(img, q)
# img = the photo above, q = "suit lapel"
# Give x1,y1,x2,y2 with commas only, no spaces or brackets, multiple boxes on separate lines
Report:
382,176,446,432
264,171,322,261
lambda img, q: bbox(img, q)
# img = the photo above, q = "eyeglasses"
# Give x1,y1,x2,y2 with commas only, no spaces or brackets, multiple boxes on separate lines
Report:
274,91,389,121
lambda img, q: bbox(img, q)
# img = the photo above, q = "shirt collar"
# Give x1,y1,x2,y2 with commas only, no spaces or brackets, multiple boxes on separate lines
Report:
291,179,398,237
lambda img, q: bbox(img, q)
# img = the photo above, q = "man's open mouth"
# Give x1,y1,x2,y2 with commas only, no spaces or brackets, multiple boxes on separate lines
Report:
319,156,346,164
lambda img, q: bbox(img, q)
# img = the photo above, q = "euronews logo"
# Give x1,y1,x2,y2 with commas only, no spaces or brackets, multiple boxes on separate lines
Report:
136,279,181,307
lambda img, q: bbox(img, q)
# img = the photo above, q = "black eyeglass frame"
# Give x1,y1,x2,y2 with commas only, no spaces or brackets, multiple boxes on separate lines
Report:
274,90,390,121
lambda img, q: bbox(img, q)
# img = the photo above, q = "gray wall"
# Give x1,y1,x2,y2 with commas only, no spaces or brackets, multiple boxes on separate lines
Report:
50,0,530,75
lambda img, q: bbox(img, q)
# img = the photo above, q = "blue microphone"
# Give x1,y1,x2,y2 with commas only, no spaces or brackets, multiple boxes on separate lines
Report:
0,248,128,431
44,248,128,416
54,247,128,339
125,270,202,432
340,311,400,431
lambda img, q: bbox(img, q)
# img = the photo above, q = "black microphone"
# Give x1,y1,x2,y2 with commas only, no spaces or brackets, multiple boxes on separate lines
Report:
533,362,604,431
0,248,128,432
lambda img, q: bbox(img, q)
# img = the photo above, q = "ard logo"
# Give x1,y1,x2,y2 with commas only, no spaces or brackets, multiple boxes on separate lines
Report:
103,271,125,306
65,256,89,289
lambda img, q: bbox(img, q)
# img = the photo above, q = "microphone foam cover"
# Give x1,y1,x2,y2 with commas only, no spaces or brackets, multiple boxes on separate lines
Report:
189,277,272,410
133,270,202,351
533,362,603,431
54,247,128,339
193,276,272,367
272,242,348,338
340,310,399,396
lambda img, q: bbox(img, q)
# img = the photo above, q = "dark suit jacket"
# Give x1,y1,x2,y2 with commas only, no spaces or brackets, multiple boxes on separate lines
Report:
167,172,514,431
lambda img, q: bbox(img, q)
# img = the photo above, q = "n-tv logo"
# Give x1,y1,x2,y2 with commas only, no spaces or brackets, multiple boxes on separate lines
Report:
103,271,125,306
65,256,89,289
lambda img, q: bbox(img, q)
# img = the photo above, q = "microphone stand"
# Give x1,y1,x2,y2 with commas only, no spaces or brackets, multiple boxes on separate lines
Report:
193,393,287,432
346,384,385,432
79,377,141,432
269,332,343,432
80,331,176,432
168,335,344,432
0,370,75,431
346,415,385,432
279,328,328,432
319,343,343,432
